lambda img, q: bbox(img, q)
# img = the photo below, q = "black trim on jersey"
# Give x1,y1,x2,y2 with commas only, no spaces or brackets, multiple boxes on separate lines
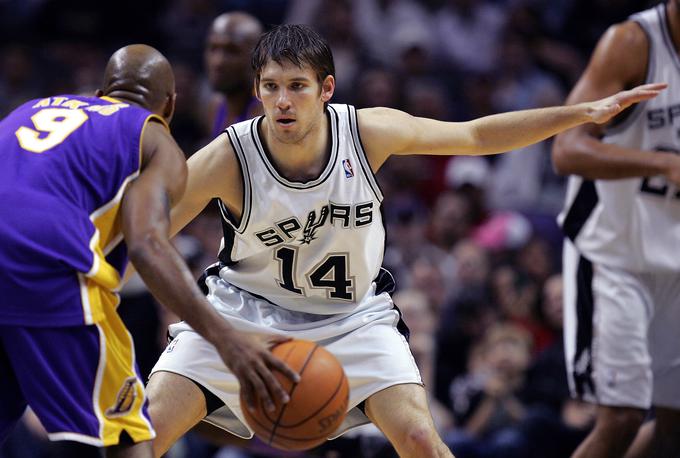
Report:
604,18,654,135
660,4,680,72
347,105,384,202
225,126,253,234
217,203,238,267
572,255,596,399
197,263,222,295
561,180,598,242
372,266,411,341
250,108,339,189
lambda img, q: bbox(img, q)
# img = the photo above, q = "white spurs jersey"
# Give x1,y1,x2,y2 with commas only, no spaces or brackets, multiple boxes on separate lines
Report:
210,104,386,314
558,4,680,272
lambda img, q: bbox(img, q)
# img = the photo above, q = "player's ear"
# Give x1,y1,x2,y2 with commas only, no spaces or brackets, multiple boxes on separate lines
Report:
163,92,176,124
254,79,261,101
320,75,334,103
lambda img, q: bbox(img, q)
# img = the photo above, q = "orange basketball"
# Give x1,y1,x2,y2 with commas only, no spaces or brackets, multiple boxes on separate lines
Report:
240,339,349,451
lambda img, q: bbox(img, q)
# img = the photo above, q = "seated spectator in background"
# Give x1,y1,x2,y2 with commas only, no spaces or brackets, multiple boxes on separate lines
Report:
435,287,497,410
445,156,533,252
447,323,532,458
512,274,595,458
394,288,454,435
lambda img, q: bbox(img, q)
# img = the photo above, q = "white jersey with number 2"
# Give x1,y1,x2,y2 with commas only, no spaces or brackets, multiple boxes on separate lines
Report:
558,4,680,272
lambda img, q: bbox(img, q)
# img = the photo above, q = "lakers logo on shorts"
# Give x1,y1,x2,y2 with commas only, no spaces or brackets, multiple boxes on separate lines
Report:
105,377,138,418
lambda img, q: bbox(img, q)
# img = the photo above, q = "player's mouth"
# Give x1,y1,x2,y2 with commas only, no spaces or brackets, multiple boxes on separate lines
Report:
276,117,296,128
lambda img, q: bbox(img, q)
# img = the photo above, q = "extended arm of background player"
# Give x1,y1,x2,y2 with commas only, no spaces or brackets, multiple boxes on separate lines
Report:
552,21,680,180
356,73,665,172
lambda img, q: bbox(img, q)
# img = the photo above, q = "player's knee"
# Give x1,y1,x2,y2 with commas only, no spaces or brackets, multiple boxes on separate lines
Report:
402,424,438,456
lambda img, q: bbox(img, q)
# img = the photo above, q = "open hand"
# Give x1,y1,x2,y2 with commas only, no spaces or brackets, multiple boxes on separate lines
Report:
586,82,667,124
214,331,300,413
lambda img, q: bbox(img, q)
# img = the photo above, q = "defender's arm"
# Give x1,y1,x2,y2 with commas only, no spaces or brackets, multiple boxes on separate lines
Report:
551,22,680,180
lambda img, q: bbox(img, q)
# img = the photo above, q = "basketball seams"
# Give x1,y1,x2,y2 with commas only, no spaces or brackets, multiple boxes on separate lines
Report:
276,370,346,428
267,342,320,445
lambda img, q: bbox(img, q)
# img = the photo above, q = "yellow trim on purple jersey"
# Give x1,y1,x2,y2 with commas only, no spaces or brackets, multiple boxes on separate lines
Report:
93,300,155,445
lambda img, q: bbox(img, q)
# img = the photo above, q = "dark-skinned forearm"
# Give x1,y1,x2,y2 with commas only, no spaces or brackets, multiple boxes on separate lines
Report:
128,228,231,345
553,133,672,179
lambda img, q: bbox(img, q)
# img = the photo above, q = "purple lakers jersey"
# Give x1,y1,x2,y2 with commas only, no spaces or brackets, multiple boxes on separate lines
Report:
0,95,166,326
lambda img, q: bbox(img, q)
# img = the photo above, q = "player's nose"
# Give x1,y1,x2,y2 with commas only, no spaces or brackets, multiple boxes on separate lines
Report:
276,90,291,110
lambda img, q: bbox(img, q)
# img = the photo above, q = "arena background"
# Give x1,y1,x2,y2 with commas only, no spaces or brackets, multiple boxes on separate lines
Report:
0,0,656,457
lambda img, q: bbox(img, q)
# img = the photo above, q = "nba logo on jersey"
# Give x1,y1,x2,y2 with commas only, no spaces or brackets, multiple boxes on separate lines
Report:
342,159,354,178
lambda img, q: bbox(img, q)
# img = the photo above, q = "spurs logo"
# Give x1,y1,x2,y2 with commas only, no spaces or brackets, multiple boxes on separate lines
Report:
299,206,329,245
105,377,138,418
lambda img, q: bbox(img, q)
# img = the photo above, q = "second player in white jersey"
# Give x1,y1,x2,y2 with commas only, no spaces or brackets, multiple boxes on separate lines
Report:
559,4,680,273
215,104,384,314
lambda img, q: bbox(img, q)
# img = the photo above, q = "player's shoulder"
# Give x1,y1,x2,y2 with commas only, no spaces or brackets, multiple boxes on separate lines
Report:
599,19,649,57
586,19,649,86
189,131,237,170
356,107,412,132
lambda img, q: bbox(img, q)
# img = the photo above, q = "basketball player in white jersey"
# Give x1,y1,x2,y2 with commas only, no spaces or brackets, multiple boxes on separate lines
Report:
553,2,680,457
146,25,663,458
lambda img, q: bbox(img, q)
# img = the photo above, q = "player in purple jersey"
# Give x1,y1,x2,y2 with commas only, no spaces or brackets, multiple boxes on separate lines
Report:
0,44,297,458
204,12,263,137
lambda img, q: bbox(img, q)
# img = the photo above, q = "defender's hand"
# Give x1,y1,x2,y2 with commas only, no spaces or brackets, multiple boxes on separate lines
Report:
215,331,300,413
585,82,667,124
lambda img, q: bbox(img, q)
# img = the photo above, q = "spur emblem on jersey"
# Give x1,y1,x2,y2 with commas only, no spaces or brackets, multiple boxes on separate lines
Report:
342,159,354,178
254,201,374,248
105,377,138,418
300,206,329,245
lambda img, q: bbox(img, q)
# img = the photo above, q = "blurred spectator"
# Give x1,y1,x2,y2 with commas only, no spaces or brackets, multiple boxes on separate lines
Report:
428,191,473,252
353,67,403,109
435,287,497,408
446,156,533,252
0,46,40,116
352,0,432,67
435,0,507,74
312,0,364,102
492,31,562,112
393,288,454,434
447,323,532,458
201,12,263,138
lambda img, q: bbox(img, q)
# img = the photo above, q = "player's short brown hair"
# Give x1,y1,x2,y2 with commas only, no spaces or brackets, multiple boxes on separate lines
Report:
252,24,335,86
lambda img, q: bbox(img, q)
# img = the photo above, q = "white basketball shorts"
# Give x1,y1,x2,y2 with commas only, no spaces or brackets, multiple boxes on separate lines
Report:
563,239,680,409
150,273,422,439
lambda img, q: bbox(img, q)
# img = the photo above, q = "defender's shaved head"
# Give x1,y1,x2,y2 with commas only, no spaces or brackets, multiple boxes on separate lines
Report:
205,12,263,93
210,11,263,38
98,44,176,122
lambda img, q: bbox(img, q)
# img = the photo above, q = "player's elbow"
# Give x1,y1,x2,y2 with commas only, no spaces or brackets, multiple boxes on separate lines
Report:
551,135,579,176
126,228,169,270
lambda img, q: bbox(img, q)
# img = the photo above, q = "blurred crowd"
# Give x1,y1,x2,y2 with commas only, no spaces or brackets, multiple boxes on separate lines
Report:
0,0,655,457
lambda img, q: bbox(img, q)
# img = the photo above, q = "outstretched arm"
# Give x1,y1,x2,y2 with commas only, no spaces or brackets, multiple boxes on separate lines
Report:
552,21,680,183
358,80,665,170
121,122,297,412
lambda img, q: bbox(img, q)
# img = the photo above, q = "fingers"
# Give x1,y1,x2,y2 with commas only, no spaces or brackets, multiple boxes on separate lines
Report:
241,378,257,412
246,366,277,413
266,353,301,383
636,82,667,91
255,359,291,408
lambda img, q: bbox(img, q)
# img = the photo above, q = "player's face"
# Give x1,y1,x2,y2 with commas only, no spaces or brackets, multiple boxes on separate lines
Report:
205,30,254,93
257,61,334,144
